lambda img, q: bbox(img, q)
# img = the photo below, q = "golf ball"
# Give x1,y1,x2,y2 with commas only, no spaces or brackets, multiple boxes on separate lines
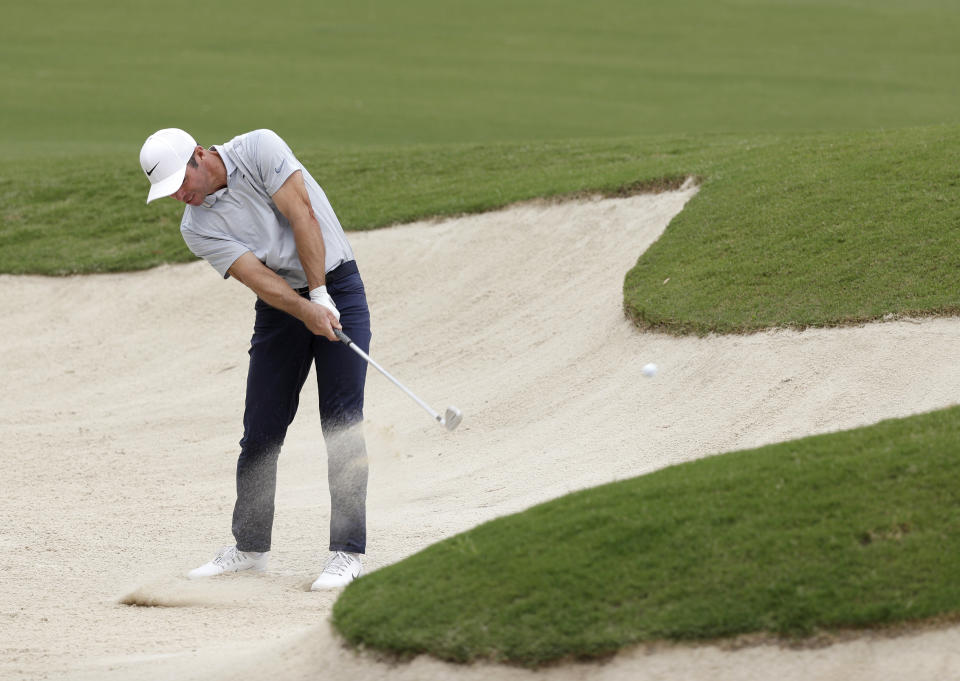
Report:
642,363,658,377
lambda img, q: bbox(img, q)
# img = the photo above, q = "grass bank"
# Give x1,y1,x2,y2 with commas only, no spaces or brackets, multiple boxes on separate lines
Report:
625,124,960,334
333,405,960,667
0,134,706,274
3,125,959,335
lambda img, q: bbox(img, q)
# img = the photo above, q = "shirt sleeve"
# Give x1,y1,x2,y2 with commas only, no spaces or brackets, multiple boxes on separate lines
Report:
250,129,301,196
181,227,250,280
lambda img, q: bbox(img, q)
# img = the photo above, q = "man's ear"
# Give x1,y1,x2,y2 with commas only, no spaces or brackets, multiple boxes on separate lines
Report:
189,145,204,167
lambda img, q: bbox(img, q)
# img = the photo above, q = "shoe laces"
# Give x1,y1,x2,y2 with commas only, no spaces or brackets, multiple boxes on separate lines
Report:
213,545,242,568
322,551,356,576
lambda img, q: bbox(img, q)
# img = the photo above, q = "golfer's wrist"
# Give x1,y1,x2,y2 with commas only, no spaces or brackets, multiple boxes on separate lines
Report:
308,284,327,303
309,284,340,320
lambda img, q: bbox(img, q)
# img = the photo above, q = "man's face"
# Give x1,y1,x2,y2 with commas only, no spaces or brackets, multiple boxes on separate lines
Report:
171,152,208,206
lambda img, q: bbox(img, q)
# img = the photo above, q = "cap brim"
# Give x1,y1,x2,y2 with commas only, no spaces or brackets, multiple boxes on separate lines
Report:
145,166,187,204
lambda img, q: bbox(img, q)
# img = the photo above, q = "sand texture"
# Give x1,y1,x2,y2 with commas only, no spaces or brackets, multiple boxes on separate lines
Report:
3,181,960,680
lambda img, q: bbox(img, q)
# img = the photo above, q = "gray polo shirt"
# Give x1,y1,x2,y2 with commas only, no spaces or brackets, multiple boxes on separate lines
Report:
180,129,354,289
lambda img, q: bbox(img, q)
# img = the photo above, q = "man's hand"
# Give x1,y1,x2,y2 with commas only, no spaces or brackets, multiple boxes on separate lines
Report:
303,299,341,340
309,285,340,320
306,285,341,340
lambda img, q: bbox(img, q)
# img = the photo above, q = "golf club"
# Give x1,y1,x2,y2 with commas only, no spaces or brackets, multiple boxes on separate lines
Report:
334,328,463,431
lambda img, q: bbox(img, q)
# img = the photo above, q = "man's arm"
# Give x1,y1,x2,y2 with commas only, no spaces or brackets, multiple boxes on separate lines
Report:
272,169,326,291
227,252,340,340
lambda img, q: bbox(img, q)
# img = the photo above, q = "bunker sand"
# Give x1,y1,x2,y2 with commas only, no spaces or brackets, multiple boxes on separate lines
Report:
2,182,960,680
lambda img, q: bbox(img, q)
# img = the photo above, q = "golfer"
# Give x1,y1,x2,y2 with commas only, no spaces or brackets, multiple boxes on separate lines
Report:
139,128,370,589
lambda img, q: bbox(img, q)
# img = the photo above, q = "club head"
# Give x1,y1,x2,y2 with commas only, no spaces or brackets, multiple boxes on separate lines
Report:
443,406,463,431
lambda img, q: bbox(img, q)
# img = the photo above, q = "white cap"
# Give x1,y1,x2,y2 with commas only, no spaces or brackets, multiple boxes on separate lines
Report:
140,128,197,204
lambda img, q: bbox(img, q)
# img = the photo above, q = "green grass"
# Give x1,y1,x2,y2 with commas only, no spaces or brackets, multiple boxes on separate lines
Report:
4,126,958,337
625,125,960,334
3,0,959,331
2,0,960,157
333,406,960,667
0,135,701,275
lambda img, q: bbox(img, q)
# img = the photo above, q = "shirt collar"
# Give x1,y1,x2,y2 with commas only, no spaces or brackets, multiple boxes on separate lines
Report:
201,146,235,208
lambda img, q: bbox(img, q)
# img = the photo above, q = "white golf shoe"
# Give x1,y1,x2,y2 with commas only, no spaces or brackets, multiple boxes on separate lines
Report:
311,551,362,590
187,545,269,579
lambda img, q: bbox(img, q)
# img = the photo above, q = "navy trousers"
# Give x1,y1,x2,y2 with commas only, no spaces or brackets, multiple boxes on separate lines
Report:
232,261,371,554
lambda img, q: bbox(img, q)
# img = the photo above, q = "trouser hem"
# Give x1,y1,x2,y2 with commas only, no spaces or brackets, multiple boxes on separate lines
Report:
330,544,365,554
236,544,271,553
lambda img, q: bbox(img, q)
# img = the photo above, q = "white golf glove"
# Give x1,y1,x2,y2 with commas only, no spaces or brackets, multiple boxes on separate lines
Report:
309,285,340,321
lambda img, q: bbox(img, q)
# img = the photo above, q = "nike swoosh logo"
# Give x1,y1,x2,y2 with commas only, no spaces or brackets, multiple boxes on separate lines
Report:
146,161,160,176
275,160,285,174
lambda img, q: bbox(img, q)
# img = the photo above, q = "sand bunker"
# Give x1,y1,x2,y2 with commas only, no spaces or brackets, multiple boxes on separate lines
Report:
2,181,960,680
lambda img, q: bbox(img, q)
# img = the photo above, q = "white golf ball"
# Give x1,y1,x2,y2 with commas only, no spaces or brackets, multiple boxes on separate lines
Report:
642,363,658,377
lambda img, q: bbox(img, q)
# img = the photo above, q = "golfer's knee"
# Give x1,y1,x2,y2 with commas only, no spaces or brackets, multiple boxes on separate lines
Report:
320,406,364,434
238,435,284,461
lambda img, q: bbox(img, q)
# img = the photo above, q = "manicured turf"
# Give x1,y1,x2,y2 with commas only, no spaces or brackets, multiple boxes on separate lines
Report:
0,138,698,275
333,406,960,667
2,0,960,156
3,126,958,336
624,125,960,334
3,1,959,333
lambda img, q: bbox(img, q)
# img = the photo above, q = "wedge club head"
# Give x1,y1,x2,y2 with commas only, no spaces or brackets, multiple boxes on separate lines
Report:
442,406,463,431
335,328,463,432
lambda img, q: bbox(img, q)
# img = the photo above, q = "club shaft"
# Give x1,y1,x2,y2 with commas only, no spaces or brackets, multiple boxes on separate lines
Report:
336,330,442,423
